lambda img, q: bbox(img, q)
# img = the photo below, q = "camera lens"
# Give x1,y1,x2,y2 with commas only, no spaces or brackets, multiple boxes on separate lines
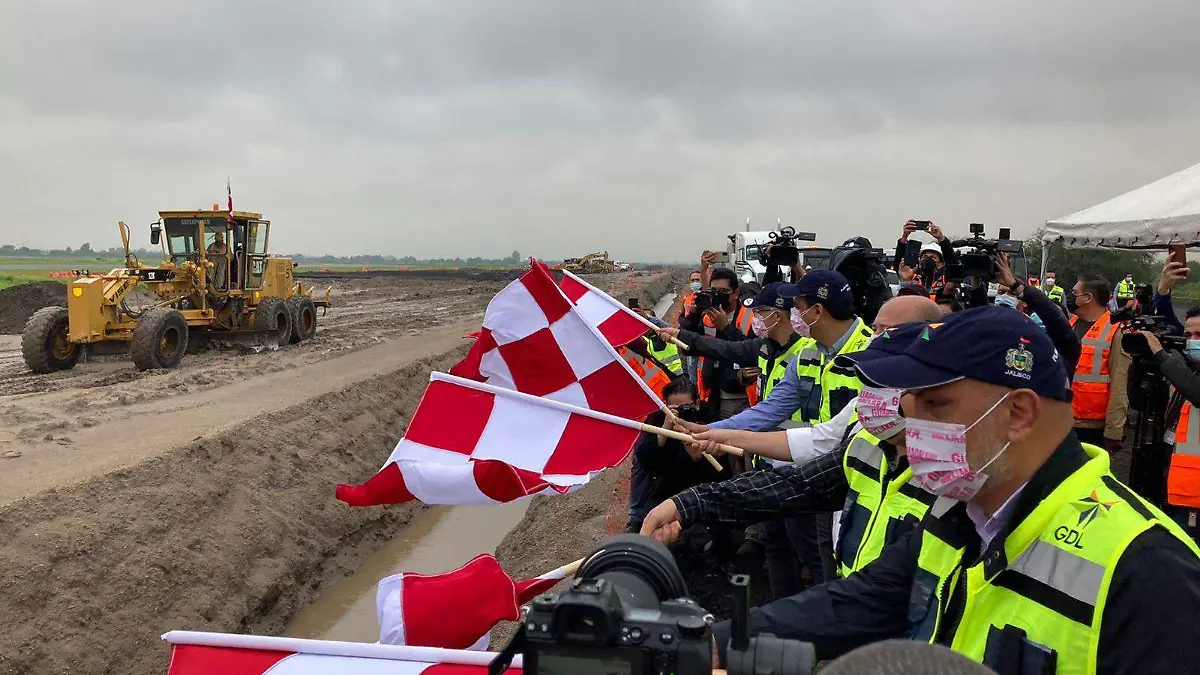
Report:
578,534,689,612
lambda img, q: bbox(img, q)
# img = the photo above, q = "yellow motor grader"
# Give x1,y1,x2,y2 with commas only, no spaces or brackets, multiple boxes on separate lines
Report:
22,208,331,373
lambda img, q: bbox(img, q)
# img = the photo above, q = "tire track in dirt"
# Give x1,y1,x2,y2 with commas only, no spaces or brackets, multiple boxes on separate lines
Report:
0,346,470,675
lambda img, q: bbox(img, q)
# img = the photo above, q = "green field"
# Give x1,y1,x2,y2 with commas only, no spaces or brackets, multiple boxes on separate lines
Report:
0,256,124,290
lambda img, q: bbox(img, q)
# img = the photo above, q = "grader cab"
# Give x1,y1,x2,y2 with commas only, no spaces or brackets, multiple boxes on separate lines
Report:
22,208,332,373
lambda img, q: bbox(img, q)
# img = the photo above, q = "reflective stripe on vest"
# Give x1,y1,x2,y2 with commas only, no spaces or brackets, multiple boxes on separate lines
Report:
1170,403,1200,508
1069,312,1117,421
837,429,939,577
646,337,683,375
1116,279,1135,299
819,319,873,423
757,337,815,401
623,349,671,399
911,443,1200,674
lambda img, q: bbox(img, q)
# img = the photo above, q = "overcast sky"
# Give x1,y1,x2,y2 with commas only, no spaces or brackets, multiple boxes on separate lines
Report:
2,1,1199,262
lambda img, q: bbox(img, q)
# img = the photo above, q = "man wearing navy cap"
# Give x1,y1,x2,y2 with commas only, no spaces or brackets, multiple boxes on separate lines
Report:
643,321,947,581
658,281,822,593
704,306,1200,675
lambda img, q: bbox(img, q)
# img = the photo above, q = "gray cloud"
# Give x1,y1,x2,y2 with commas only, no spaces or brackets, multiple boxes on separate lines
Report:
2,1,1199,260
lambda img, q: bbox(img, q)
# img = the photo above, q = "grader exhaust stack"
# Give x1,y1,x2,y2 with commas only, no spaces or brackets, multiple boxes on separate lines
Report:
21,207,332,374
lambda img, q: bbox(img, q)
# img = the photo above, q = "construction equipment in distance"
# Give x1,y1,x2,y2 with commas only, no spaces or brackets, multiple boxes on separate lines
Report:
561,251,615,274
22,208,332,373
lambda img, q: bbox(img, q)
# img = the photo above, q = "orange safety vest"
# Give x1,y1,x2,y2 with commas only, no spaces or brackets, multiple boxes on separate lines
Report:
694,306,759,406
1171,403,1200,509
1069,312,1118,421
620,347,672,400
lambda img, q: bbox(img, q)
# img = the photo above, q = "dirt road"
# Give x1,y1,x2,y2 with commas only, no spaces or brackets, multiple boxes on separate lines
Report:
0,273,507,675
0,269,680,675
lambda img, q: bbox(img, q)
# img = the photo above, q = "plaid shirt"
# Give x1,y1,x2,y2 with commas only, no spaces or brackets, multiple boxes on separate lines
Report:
674,444,850,527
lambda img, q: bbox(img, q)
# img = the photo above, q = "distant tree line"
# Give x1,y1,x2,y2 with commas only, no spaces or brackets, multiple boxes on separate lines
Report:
0,243,526,266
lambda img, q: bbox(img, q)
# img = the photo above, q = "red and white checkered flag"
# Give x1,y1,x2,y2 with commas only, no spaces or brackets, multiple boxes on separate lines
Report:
557,267,657,347
335,373,647,506
376,554,572,650
450,260,662,419
162,631,512,674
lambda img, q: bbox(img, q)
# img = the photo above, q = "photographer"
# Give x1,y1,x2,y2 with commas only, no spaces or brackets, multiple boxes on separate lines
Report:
677,267,756,419
626,380,725,534
994,251,1081,376
894,220,959,294
1068,274,1129,453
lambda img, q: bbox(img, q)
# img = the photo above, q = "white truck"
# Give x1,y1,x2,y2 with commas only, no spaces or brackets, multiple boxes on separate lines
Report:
721,226,830,286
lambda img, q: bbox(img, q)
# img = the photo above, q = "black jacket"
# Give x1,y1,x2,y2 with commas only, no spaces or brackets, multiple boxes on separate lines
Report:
1153,350,1200,429
712,433,1200,674
627,410,725,525
1018,283,1082,379
677,304,751,398
893,237,959,289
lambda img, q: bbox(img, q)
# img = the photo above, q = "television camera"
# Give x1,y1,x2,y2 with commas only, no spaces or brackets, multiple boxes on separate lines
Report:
1112,305,1186,507
942,223,1023,308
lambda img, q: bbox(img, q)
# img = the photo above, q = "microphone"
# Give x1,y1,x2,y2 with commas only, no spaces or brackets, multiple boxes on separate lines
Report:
820,640,996,674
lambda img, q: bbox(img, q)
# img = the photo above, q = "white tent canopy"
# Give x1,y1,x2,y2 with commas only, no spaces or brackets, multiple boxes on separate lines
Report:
1043,161,1200,251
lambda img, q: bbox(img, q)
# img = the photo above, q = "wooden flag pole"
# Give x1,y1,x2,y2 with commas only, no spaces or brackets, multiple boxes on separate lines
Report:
638,422,745,458
660,409,726,471
559,268,689,352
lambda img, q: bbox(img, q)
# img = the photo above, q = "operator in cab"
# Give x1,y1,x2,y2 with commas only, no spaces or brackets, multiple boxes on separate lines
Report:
207,231,229,289
708,306,1200,675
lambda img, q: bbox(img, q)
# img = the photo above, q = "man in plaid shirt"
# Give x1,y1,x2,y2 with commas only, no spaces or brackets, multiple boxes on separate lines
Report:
640,296,944,548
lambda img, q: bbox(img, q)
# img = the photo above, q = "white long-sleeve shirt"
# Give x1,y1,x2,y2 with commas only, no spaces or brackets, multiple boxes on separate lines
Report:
782,396,860,466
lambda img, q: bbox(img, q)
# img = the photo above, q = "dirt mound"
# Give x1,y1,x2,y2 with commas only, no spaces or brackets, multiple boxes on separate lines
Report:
0,282,65,334
0,346,467,675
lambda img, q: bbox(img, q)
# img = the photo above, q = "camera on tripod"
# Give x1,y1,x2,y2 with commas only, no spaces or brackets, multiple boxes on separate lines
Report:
1114,305,1187,357
489,534,816,675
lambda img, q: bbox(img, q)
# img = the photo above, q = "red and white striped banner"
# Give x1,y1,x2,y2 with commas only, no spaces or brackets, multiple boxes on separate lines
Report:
450,260,662,420
163,631,519,674
557,267,657,348
336,373,645,506
376,554,569,650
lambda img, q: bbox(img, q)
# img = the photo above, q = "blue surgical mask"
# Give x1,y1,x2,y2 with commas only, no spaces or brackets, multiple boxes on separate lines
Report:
994,294,1018,310
690,281,702,292
1186,340,1200,364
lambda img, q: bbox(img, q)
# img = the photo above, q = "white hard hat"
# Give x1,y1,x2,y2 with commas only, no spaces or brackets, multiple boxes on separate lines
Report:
920,242,942,257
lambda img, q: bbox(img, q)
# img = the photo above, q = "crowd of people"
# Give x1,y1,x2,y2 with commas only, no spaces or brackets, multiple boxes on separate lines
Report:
608,220,1200,674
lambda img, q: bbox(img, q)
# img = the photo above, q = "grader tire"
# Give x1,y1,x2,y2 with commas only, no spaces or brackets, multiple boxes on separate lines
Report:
286,295,318,344
254,297,292,345
21,306,79,374
131,308,189,371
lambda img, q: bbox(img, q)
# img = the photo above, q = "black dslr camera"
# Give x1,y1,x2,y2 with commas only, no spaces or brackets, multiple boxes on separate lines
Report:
691,288,730,311
489,535,816,675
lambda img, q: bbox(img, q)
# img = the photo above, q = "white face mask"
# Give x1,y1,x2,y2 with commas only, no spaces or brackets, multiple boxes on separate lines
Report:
791,306,817,337
905,392,1012,501
855,387,905,440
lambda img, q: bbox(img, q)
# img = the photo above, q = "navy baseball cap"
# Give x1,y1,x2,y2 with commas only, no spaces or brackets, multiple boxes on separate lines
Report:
743,282,794,311
834,321,928,369
854,305,1069,400
779,270,854,314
